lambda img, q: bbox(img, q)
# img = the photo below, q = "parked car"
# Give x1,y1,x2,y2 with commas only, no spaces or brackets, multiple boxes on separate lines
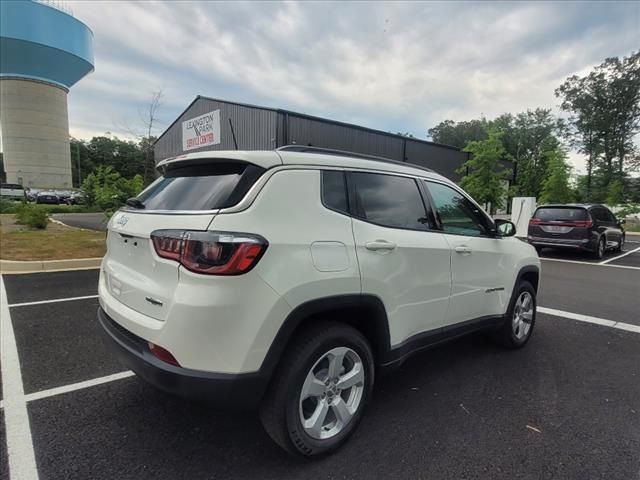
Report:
528,203,625,258
54,190,73,204
35,191,60,204
25,188,43,202
0,183,26,201
65,191,85,205
98,147,541,457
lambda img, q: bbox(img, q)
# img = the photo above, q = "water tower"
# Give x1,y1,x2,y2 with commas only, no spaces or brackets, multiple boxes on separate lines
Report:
0,0,94,188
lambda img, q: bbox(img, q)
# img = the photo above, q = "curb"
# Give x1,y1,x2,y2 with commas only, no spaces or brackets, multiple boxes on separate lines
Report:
0,257,102,274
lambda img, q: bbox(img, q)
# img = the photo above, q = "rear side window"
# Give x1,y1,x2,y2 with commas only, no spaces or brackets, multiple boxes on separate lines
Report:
1,184,24,190
136,162,264,211
321,171,348,214
534,207,588,222
352,172,428,230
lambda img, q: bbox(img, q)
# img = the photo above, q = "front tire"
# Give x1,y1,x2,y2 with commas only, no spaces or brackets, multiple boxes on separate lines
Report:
615,235,624,252
260,322,374,457
492,280,536,349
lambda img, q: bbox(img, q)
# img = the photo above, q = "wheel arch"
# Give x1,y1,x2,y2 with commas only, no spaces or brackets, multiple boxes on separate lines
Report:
258,294,391,380
516,265,540,293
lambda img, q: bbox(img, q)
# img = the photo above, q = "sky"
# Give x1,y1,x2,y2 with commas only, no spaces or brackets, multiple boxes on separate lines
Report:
65,0,640,173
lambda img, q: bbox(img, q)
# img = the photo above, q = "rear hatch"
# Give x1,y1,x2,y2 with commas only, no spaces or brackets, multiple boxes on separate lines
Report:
528,206,592,240
103,156,273,320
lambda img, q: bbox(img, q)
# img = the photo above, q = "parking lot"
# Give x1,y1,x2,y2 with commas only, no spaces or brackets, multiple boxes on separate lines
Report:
1,242,639,480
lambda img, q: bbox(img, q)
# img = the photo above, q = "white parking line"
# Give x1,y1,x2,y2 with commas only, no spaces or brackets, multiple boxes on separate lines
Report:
541,257,640,270
24,371,135,403
8,294,99,308
538,306,640,334
0,275,39,480
599,246,640,265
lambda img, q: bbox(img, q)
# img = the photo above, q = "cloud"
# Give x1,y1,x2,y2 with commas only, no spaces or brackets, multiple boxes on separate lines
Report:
66,0,639,173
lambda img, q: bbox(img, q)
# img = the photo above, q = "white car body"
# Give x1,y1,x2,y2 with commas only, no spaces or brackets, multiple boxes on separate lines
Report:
98,147,540,453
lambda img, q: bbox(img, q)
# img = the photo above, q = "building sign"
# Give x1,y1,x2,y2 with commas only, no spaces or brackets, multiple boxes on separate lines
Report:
182,110,221,151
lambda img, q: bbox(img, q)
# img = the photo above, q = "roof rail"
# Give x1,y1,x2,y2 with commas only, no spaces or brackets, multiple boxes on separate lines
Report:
276,145,434,173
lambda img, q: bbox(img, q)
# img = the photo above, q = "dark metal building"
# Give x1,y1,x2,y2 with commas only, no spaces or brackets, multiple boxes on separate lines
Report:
155,96,509,183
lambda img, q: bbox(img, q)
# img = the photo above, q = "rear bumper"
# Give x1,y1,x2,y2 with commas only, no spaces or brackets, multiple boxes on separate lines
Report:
97,307,269,409
527,235,596,251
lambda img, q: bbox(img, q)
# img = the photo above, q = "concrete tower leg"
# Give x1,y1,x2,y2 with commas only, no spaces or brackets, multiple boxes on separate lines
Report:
0,78,72,189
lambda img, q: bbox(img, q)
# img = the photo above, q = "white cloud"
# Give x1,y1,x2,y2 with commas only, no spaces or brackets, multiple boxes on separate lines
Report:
66,0,639,172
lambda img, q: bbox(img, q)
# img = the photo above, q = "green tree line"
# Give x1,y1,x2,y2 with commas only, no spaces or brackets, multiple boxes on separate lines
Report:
429,50,640,210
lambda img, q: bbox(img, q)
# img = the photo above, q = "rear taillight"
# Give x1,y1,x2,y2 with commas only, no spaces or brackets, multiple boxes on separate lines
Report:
529,218,541,225
572,220,593,228
150,230,267,275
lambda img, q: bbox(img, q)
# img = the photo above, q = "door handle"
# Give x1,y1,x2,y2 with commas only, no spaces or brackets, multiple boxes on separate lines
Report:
365,240,397,251
454,245,472,254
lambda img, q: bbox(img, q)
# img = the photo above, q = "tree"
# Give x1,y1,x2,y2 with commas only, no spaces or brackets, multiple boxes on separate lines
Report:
81,166,143,211
556,50,640,199
606,179,625,205
457,129,511,213
427,109,565,201
539,148,574,204
428,118,490,148
140,90,163,185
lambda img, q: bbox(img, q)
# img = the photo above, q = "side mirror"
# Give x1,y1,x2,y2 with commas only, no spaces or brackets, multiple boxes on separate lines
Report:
495,219,516,237
619,218,626,225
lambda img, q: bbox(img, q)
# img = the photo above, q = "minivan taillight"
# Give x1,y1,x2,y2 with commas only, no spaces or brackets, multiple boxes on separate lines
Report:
529,218,541,225
150,230,268,275
572,220,593,228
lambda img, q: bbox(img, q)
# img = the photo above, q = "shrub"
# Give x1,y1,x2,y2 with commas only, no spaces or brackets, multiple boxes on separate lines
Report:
0,198,21,214
81,166,144,211
15,204,49,229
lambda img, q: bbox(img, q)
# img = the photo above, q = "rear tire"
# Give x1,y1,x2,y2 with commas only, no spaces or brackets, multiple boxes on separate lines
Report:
492,280,536,349
593,236,605,259
260,322,374,457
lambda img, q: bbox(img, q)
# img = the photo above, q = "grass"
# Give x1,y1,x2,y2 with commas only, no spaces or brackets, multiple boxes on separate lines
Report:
0,214,106,261
626,223,640,233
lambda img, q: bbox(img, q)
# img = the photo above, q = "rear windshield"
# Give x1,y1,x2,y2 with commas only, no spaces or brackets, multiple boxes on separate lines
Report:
136,162,264,211
534,207,589,221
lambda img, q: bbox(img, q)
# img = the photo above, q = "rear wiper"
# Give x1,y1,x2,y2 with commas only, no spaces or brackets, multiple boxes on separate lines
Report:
125,198,146,209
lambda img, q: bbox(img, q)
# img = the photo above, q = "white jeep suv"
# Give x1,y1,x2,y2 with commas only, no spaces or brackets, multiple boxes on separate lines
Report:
98,146,541,457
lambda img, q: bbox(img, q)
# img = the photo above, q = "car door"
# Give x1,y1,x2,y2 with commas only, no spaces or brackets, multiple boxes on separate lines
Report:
349,171,452,347
600,207,621,248
423,180,512,325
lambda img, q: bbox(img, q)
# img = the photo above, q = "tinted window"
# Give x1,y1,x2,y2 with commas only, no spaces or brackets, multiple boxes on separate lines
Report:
321,171,348,214
534,207,588,222
137,163,263,211
426,181,488,236
352,172,427,230
1,184,24,190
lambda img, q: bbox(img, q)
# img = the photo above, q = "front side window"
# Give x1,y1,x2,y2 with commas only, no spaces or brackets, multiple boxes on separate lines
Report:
425,181,488,236
352,172,428,230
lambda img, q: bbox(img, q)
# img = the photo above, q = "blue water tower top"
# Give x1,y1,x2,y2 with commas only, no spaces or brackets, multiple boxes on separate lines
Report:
0,0,94,89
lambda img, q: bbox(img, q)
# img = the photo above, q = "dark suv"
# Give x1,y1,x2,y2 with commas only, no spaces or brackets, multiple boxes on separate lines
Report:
528,204,625,259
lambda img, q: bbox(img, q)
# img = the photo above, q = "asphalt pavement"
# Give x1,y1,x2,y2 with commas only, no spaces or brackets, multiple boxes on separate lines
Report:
1,251,639,480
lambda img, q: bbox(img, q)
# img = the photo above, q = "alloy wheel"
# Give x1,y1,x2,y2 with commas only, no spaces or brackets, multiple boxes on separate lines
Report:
512,291,534,340
299,347,365,440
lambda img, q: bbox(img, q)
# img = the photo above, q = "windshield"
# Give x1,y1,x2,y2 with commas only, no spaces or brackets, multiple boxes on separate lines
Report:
534,207,589,222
